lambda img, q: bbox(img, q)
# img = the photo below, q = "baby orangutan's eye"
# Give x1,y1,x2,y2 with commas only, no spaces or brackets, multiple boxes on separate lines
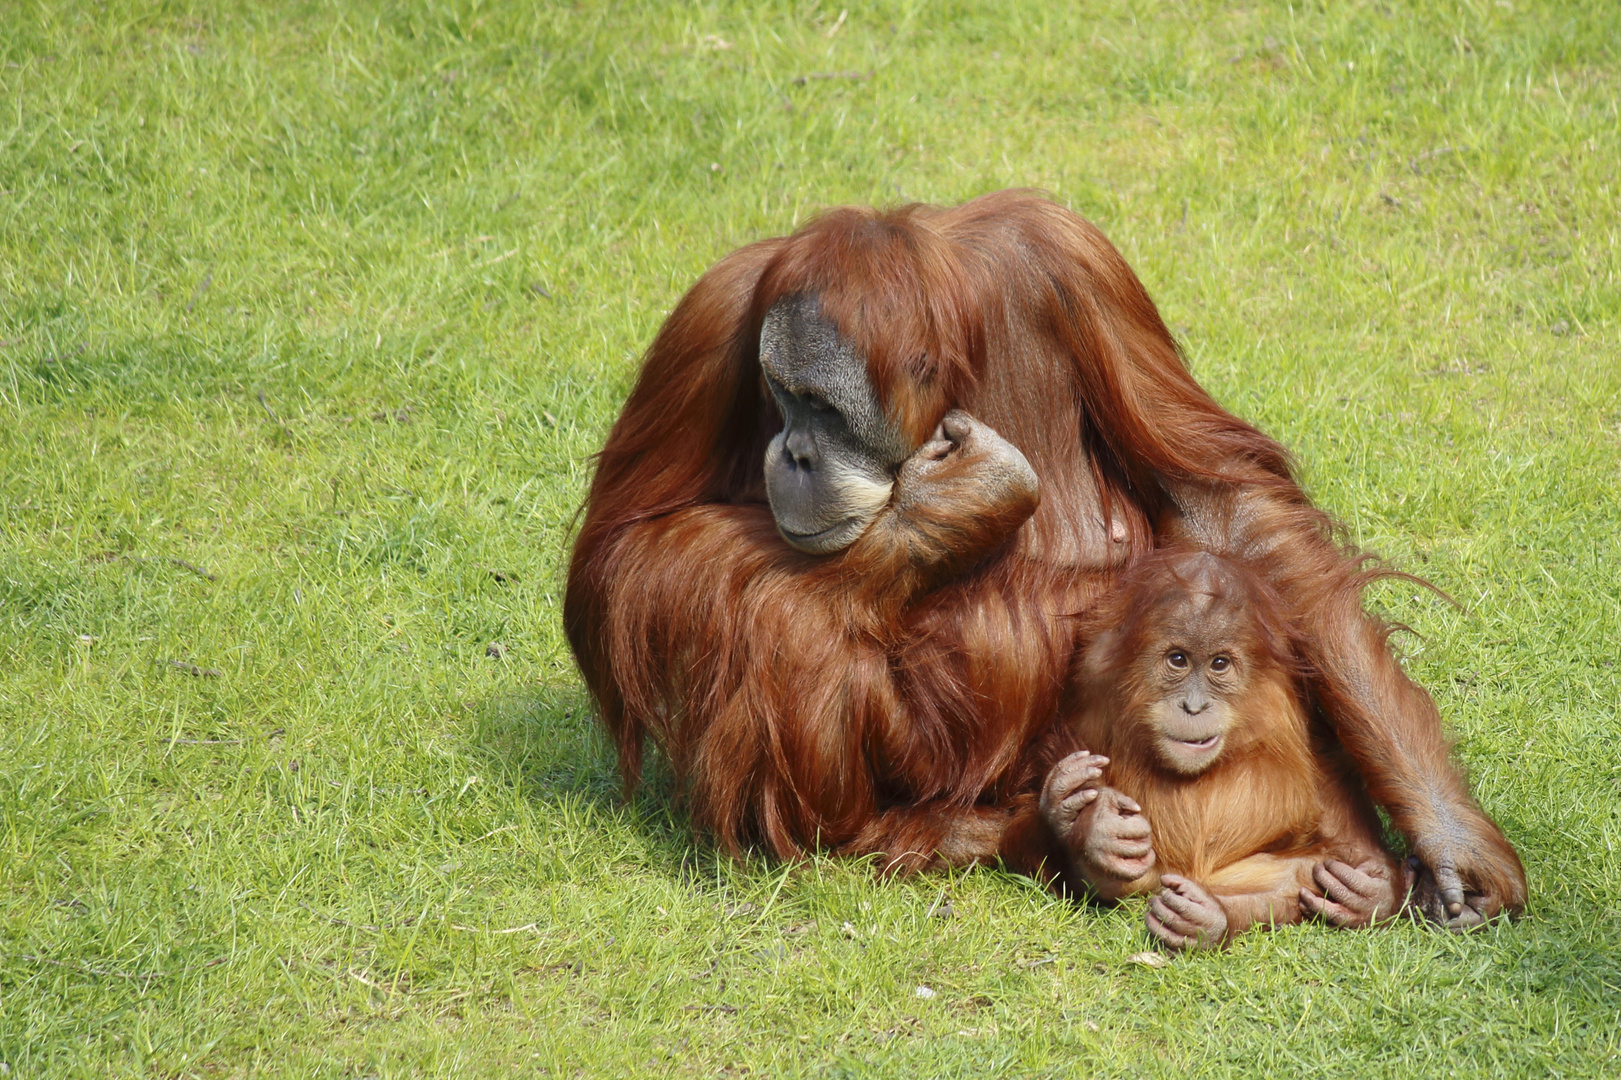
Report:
1210,655,1231,673
1166,650,1189,671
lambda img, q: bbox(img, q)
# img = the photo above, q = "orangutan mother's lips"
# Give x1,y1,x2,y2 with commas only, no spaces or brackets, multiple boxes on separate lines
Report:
777,516,870,554
1177,735,1221,751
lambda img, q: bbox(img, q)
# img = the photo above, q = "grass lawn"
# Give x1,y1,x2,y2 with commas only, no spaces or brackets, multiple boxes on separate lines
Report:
2,1,1618,1075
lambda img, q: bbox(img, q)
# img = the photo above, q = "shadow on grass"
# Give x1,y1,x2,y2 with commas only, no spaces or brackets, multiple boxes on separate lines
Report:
462,682,1069,907
444,682,1621,1011
467,684,717,875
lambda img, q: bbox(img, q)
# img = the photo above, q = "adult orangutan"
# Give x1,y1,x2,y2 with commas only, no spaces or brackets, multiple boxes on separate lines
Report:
562,189,1525,928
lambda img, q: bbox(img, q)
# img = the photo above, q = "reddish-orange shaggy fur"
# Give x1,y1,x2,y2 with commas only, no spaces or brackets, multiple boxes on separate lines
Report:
1059,550,1404,938
563,190,1526,913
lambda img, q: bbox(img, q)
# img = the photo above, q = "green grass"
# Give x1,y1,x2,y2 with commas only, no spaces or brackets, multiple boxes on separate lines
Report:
1,0,1617,1075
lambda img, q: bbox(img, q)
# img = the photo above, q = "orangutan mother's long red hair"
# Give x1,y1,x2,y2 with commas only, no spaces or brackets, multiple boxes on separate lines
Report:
563,191,1525,922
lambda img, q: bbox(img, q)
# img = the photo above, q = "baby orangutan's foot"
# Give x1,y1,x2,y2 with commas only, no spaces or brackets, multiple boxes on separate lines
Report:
1147,875,1228,951
1301,858,1402,928
1039,751,1109,839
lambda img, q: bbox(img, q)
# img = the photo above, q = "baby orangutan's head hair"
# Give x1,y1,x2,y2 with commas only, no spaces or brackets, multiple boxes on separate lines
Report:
1079,549,1305,776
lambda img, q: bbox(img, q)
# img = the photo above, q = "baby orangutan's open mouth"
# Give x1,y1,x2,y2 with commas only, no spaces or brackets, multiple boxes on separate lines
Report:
1158,730,1226,774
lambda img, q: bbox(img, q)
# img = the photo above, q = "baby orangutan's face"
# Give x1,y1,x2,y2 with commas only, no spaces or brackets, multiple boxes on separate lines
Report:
1140,615,1252,776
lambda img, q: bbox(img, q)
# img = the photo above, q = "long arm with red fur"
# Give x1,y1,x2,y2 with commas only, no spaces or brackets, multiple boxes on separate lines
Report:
1159,483,1526,923
986,197,1523,921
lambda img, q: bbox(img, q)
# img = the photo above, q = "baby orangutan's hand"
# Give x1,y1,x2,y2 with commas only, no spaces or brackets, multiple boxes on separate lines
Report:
1039,751,1109,840
1041,751,1154,896
1075,787,1155,884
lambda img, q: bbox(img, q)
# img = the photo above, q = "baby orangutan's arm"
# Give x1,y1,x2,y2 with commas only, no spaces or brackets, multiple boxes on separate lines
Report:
1298,772,1409,929
1040,751,1156,899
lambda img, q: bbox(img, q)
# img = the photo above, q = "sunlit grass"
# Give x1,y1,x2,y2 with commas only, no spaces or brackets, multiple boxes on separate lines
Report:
1,1,1617,1076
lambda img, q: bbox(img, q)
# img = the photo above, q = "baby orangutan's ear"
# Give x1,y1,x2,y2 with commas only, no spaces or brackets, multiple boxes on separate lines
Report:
1078,627,1124,683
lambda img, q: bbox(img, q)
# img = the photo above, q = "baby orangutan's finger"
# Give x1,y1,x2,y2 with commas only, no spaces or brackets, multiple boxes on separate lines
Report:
1153,883,1208,922
1318,860,1400,923
1059,788,1100,813
1313,861,1377,905
1108,813,1151,841
1149,882,1226,949
1145,909,1193,950
1105,838,1153,861
1300,887,1360,927
1147,894,1198,937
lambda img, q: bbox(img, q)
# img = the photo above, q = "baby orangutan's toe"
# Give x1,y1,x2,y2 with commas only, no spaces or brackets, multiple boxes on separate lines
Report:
1146,875,1227,951
1301,858,1402,928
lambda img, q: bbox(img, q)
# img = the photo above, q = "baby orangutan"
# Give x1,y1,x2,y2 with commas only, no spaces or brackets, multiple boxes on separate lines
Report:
1041,550,1407,949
